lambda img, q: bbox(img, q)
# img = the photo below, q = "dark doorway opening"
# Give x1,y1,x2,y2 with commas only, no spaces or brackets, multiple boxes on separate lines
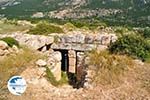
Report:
54,49,69,72
54,49,86,89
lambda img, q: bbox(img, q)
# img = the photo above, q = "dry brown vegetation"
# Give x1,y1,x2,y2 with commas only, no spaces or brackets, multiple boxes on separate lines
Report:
88,50,134,86
0,47,43,99
88,50,150,99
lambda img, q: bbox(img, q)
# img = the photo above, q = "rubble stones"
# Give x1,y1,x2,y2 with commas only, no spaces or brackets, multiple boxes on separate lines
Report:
36,59,47,67
0,33,54,50
0,32,118,83
0,40,8,50
0,49,5,56
0,40,20,56
85,35,94,44
46,51,62,81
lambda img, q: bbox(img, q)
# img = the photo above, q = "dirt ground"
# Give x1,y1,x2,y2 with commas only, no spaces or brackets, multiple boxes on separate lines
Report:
1,63,150,100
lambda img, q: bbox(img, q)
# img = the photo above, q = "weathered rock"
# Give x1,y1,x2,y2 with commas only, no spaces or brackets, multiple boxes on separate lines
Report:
61,33,85,43
85,35,94,44
41,46,47,52
36,59,47,67
47,57,56,69
49,51,62,62
75,33,85,43
51,43,97,51
0,49,5,56
68,50,76,73
12,45,19,53
110,34,118,43
51,62,61,81
0,40,8,50
101,35,111,45
3,50,10,55
47,51,62,81
94,34,103,44
134,59,144,66
96,45,108,51
0,33,54,50
61,34,75,43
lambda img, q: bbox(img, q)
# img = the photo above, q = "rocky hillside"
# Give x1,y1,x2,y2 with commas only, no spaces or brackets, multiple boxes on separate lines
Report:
0,0,150,26
0,32,150,100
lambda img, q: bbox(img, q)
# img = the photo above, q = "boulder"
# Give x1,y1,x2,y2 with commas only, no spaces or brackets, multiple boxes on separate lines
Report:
3,50,10,56
4,33,54,50
47,57,56,69
12,45,19,53
36,59,47,67
41,46,47,52
51,62,61,81
101,35,111,45
61,34,75,43
85,35,94,44
52,51,62,62
0,40,8,50
61,33,85,43
75,33,85,43
47,51,62,81
0,49,5,56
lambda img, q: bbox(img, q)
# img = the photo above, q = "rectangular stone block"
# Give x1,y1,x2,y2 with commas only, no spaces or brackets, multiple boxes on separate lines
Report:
69,58,76,73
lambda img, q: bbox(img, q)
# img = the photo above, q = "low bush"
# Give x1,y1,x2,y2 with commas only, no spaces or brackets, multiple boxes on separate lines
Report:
141,28,150,38
46,67,68,86
109,34,150,61
63,22,76,31
28,22,64,35
0,37,19,47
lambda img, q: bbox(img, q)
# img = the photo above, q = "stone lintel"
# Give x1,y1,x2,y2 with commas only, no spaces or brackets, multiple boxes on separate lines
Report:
51,43,97,51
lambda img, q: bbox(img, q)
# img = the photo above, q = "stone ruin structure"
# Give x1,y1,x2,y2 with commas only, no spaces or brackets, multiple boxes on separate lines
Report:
0,32,117,88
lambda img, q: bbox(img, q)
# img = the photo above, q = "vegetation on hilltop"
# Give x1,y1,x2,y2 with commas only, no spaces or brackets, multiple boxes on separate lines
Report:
109,34,150,61
28,21,64,35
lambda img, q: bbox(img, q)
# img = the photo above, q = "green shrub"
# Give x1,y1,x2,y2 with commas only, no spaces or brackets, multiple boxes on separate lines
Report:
28,22,64,35
109,34,150,61
46,67,58,86
63,22,76,31
46,67,68,86
142,28,150,38
0,37,19,47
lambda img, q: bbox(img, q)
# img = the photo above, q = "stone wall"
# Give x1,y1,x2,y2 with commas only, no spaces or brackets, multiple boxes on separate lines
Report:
51,33,117,51
0,32,117,51
0,32,118,86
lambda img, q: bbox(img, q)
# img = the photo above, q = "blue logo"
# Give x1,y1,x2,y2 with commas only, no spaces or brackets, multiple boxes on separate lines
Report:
7,76,27,96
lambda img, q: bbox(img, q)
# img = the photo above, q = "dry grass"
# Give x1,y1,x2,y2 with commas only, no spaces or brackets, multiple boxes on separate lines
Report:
0,21,30,34
88,50,134,86
88,50,150,98
0,47,43,97
135,63,150,93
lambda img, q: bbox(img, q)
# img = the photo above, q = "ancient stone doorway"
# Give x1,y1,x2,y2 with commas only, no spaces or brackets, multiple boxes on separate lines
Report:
54,49,86,88
54,49,69,72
